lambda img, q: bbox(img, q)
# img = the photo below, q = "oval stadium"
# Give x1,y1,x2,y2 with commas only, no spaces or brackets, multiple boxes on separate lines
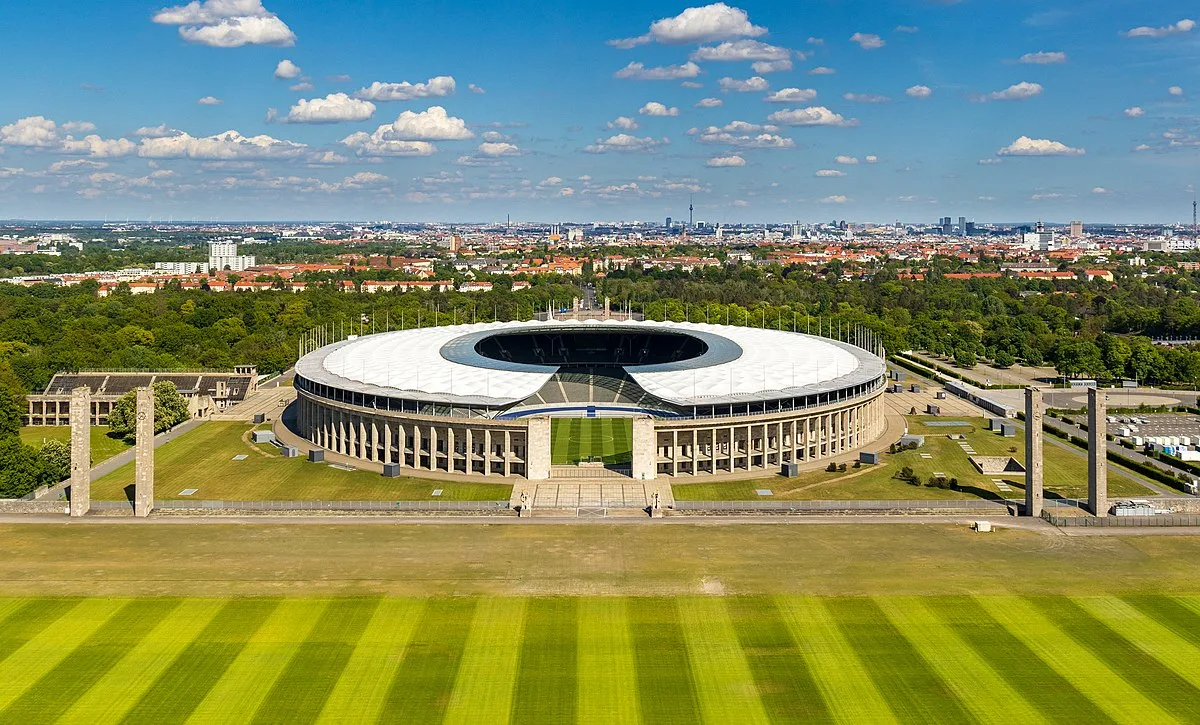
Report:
292,318,888,481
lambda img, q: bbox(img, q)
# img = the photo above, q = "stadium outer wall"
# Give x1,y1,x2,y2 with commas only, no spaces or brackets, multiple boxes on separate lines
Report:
292,381,887,482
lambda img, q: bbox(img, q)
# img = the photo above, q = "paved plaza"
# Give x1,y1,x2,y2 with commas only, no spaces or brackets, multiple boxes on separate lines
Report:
533,482,649,509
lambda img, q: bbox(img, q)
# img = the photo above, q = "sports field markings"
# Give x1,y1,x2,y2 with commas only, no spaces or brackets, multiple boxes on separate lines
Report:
121,598,280,724
251,598,380,723
1121,595,1200,649
444,598,526,725
186,599,327,723
876,598,1044,725
978,596,1175,724
315,599,425,724
0,598,125,711
381,598,477,724
0,599,179,723
1075,596,1200,691
629,598,702,724
577,599,640,725
832,597,974,723
678,598,769,724
1027,597,1200,722
727,597,829,723
776,597,896,724
926,596,1111,725
0,598,78,665
55,599,225,725
512,598,578,724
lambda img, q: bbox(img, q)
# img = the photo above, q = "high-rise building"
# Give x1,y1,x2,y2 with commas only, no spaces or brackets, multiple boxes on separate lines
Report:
939,216,953,235
1070,220,1083,238
665,217,673,229
208,241,255,272
957,217,967,235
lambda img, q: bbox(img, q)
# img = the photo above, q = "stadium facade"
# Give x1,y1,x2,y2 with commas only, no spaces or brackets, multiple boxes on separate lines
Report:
292,319,887,480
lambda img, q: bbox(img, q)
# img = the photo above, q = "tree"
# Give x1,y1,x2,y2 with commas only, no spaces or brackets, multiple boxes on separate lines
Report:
107,381,191,443
35,439,70,484
954,348,977,369
0,387,22,439
993,350,1015,368
0,437,39,498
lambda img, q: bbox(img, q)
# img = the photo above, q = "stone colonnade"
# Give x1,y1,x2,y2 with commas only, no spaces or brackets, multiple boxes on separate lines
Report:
296,391,536,478
651,392,886,478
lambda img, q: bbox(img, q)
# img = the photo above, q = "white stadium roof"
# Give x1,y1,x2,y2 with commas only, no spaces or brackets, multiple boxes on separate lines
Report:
295,319,885,408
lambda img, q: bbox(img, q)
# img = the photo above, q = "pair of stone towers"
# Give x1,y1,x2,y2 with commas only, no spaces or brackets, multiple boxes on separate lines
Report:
1024,386,1107,517
69,386,155,518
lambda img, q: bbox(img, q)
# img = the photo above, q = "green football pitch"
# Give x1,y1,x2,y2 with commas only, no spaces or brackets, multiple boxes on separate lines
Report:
551,417,633,465
0,594,1198,723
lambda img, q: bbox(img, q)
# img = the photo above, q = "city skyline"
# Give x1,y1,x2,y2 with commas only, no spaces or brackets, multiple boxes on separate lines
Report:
1,1,1199,222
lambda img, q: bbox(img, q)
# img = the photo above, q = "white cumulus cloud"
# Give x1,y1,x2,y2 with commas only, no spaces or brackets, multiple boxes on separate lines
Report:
609,3,767,48
706,154,746,167
154,1,296,47
274,59,301,79
977,81,1043,102
583,134,668,154
690,39,788,62
275,93,376,124
353,76,456,101
1124,106,1145,118
608,116,640,130
850,32,885,50
695,97,723,108
820,195,848,203
835,155,858,164
0,116,59,147
843,92,890,103
1124,19,1195,38
764,88,816,103
1019,51,1067,64
809,66,836,75
197,96,223,105
614,61,701,80
906,85,932,99
815,169,845,177
767,106,857,127
1169,86,1185,96
639,102,679,117
996,136,1084,157
719,76,769,92
139,129,308,159
477,142,521,157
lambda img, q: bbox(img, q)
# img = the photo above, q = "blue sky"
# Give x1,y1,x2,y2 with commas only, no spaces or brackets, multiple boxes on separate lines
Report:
1,0,1198,223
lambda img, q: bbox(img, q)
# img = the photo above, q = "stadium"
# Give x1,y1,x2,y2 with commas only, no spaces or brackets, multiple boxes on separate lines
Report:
292,318,888,480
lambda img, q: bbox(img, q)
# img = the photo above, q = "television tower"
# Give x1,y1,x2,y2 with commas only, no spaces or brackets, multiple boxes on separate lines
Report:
1193,194,1197,247
689,194,694,228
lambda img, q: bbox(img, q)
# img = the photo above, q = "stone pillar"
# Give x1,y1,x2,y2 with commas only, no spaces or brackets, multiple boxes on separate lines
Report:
1025,387,1044,517
525,417,552,480
484,429,493,476
503,431,512,476
69,387,91,517
1088,388,1108,517
631,415,657,481
134,387,155,518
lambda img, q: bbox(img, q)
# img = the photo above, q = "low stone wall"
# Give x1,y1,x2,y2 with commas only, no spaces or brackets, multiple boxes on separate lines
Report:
0,500,68,514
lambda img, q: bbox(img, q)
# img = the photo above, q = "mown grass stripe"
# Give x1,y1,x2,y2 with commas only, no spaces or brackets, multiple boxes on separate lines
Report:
56,599,226,725
1121,595,1200,649
877,598,1045,725
185,599,327,723
0,598,124,711
1076,596,1200,691
315,599,425,724
1028,596,1200,722
380,598,476,724
831,597,973,724
568,419,582,464
925,596,1111,725
629,598,701,724
977,596,1174,724
511,598,577,724
776,597,896,724
444,598,526,725
552,419,572,465
0,598,77,666
1,599,179,724
578,598,640,725
252,598,381,724
678,598,770,724
727,597,830,724
122,598,279,725
0,600,30,632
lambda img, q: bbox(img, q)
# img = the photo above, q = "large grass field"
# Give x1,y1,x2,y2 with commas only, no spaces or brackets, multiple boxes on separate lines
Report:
0,593,1196,723
89,422,512,502
19,426,130,465
551,417,633,465
675,416,1159,502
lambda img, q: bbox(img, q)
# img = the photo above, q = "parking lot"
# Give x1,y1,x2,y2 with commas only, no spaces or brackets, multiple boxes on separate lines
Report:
1111,413,1200,439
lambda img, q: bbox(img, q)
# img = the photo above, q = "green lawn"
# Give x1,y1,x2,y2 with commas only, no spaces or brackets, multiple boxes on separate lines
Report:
19,426,131,465
675,416,1158,502
0,593,1196,723
551,417,633,465
90,422,512,502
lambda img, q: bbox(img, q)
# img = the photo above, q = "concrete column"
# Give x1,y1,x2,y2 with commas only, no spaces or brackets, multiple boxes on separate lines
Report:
383,422,393,464
503,431,512,477
428,426,438,471
526,417,551,480
1025,387,1044,517
1088,388,1108,517
631,415,656,481
671,430,679,476
134,387,154,518
484,429,492,476
447,427,456,472
466,428,474,474
69,387,91,517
